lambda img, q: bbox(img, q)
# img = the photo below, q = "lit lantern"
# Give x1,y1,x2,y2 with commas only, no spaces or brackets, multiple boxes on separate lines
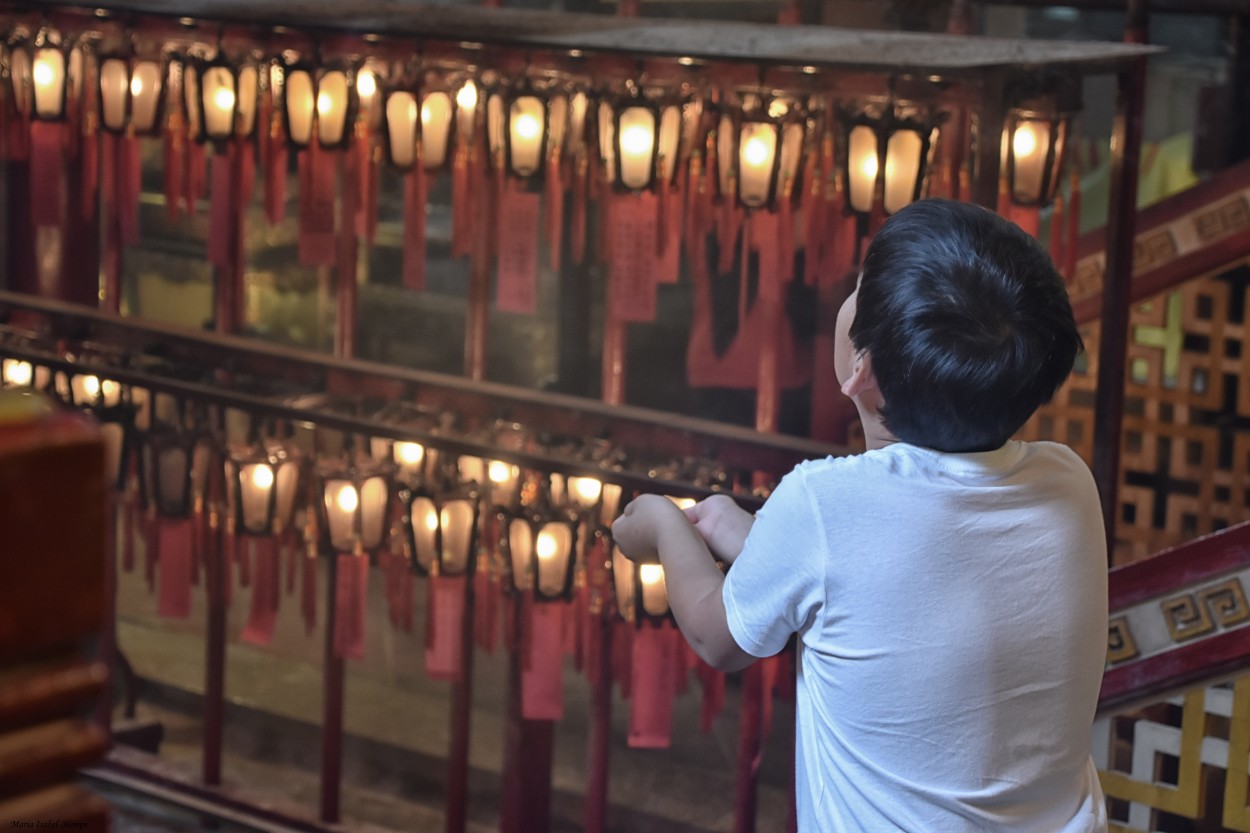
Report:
11,29,72,121
98,52,166,135
143,424,201,519
1,358,35,388
611,542,671,624
282,58,356,150
370,435,430,485
227,446,302,536
183,51,260,143
381,68,470,172
598,85,685,193
70,373,122,409
718,92,806,210
355,61,381,128
458,456,521,509
1002,86,1079,207
840,102,942,216
505,505,579,600
317,458,391,556
402,478,480,577
487,82,551,179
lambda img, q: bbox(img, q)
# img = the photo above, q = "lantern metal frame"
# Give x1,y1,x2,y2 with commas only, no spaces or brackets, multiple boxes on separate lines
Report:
1002,80,1082,209
716,89,807,211
142,420,211,520
836,98,943,217
400,474,482,578
10,27,73,122
93,389,143,493
226,443,304,538
500,496,580,602
486,76,558,182
280,55,359,152
314,453,393,558
182,48,261,145
599,80,693,195
381,64,478,173
97,48,169,137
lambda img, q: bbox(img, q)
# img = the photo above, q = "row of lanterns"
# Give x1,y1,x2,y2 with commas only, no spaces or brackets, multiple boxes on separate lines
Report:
0,354,677,626
5,20,1076,212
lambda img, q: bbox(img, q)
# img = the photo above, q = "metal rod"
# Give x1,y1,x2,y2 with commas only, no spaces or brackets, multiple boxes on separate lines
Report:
320,554,345,824
466,237,491,382
969,76,1007,210
1092,6,1149,564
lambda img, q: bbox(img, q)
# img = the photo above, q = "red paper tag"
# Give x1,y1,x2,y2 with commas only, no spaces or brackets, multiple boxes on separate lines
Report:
333,553,368,660
474,566,499,654
156,517,194,619
80,125,98,222
425,574,467,681
521,599,566,720
403,166,427,291
298,142,337,267
30,122,64,228
208,152,233,269
752,210,784,303
241,537,280,646
609,192,659,323
545,153,564,275
496,183,541,314
628,623,678,748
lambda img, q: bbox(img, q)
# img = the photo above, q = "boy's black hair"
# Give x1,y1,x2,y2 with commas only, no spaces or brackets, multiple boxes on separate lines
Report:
849,198,1083,453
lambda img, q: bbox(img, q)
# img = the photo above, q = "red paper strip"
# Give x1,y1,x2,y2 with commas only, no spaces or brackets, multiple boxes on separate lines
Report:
333,553,368,660
301,550,317,634
1007,203,1041,240
208,152,233,269
30,122,64,228
164,117,184,223
612,620,633,699
80,123,98,222
241,537,281,645
628,623,678,748
717,202,742,275
752,210,784,303
521,598,566,720
545,153,564,274
403,166,427,291
474,565,498,653
608,192,659,323
298,142,337,267
425,574,467,681
570,157,588,266
451,145,471,258
694,651,726,732
156,517,194,619
118,134,141,246
265,121,288,226
496,183,542,314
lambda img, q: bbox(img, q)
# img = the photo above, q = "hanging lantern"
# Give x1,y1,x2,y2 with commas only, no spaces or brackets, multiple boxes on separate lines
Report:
143,423,202,520
611,542,670,624
458,455,521,510
10,28,72,121
317,456,391,556
182,50,260,144
282,57,357,150
402,478,480,577
718,92,806,210
550,473,605,516
227,445,302,537
598,83,686,193
98,50,167,136
487,81,552,180
370,435,430,485
839,100,942,216
69,373,122,409
504,503,579,601
383,66,476,173
1003,83,1080,208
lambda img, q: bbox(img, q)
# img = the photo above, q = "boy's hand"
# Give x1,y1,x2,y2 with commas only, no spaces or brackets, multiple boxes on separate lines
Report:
611,494,689,563
684,495,754,565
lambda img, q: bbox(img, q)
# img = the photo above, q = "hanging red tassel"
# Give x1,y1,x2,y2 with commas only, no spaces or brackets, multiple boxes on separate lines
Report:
451,143,473,258
627,622,680,748
570,155,588,266
29,122,64,228
220,518,233,609
425,574,467,680
1007,203,1042,240
608,191,659,323
241,537,281,645
284,530,299,596
184,140,207,218
298,139,337,267
655,173,680,284
545,152,564,274
474,564,499,653
121,490,136,573
693,649,726,732
333,553,368,660
496,180,542,314
752,211,784,304
521,595,566,720
301,549,317,634
612,620,634,699
337,136,361,359
164,115,184,223
118,134,141,246
143,509,157,593
265,115,288,226
208,150,233,269
79,122,98,223
403,164,427,291
156,517,194,619
717,201,742,275
235,524,251,587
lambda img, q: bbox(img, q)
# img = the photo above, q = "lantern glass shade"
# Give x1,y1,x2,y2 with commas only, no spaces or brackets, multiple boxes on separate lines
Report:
716,113,734,198
455,80,477,142
409,496,439,572
847,123,879,214
487,460,520,507
597,101,615,182
131,61,163,133
534,522,573,597
239,461,276,534
1005,114,1068,206
738,121,778,209
1,359,34,387
10,48,31,114
323,479,358,552
420,91,453,169
638,563,670,617
567,91,588,154
440,499,476,574
71,375,121,408
611,545,634,621
658,103,681,183
600,483,624,527
155,445,191,516
884,128,924,215
508,95,546,178
567,476,603,511
273,459,300,531
99,58,129,132
285,68,315,146
358,474,389,551
32,46,66,120
507,518,531,590
237,63,258,137
183,61,202,139
201,63,237,142
317,70,351,147
385,90,418,169
779,121,805,201
617,104,656,191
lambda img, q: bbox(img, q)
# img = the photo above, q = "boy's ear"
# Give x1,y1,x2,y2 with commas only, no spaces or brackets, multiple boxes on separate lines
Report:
840,350,879,398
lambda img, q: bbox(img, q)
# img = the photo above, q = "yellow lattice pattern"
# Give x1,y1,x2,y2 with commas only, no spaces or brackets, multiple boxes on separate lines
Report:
1021,273,1250,565
1096,679,1250,832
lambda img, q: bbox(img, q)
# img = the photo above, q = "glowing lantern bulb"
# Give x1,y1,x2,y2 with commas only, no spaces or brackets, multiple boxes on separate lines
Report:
514,112,541,141
5,362,32,387
130,75,144,96
33,59,55,88
639,564,665,585
251,465,274,491
317,92,332,116
396,442,424,466
488,460,513,484
572,477,603,504
425,509,439,532
456,81,477,111
214,87,235,113
356,70,377,99
743,136,771,169
1013,124,1038,158
861,152,879,180
536,531,558,561
336,484,358,513
620,124,653,157
82,376,100,398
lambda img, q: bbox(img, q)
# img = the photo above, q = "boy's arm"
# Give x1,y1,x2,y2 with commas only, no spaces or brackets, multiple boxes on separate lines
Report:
683,494,755,565
612,495,755,672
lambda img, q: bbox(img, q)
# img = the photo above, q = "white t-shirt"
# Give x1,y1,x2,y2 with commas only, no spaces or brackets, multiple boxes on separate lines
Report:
723,441,1108,833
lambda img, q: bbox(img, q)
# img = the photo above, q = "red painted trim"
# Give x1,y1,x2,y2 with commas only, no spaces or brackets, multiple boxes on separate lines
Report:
1108,521,1250,611
1099,625,1250,711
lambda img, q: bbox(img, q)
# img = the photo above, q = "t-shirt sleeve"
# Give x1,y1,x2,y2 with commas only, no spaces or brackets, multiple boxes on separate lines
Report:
722,467,826,658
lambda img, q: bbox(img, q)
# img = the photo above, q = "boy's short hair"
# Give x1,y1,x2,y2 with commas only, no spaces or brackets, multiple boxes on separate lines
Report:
849,199,1083,453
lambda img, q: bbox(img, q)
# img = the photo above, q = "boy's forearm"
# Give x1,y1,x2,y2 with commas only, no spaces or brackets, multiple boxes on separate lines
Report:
656,514,754,672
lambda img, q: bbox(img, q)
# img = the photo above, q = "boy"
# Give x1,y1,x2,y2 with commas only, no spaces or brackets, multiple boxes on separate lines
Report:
611,199,1108,832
